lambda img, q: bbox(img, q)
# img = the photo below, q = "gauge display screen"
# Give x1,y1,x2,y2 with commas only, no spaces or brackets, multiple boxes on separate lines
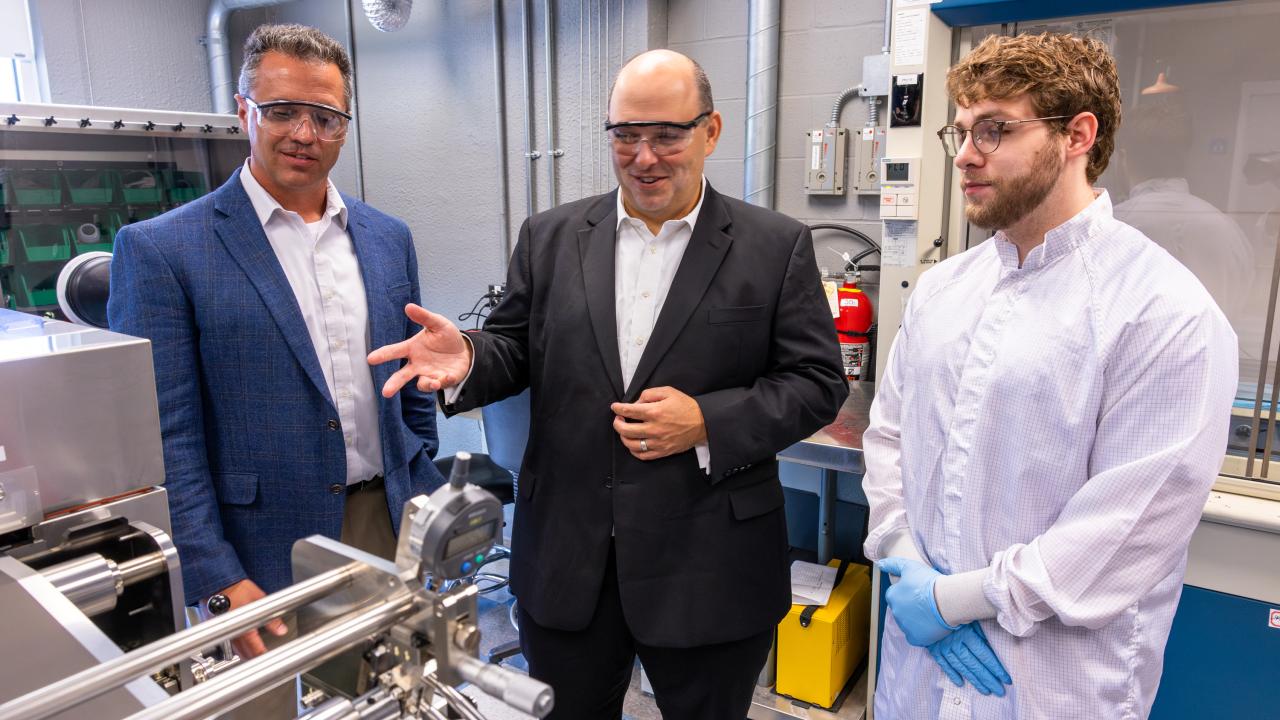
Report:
445,521,496,558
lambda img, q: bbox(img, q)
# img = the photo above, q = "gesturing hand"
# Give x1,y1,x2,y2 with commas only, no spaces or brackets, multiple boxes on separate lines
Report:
368,303,472,396
610,386,707,460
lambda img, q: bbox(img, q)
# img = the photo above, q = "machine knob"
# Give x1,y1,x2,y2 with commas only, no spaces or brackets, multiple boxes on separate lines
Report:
449,451,472,489
1235,424,1253,439
206,593,231,616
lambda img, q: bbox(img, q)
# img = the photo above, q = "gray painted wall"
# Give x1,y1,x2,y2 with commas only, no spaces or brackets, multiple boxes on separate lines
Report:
668,0,888,289
31,0,267,111
25,0,888,458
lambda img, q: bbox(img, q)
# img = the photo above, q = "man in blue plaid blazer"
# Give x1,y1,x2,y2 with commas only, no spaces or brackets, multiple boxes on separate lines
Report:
107,24,445,659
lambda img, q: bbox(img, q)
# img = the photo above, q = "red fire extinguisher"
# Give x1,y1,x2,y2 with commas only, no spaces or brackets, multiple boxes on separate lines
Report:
834,271,873,381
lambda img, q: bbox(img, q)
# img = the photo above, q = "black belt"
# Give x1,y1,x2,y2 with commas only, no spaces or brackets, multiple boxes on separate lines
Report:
347,474,384,495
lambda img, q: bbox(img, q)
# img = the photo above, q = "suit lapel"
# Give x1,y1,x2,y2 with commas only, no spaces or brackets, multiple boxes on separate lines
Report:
213,169,335,409
579,193,625,398
346,203,394,392
623,186,733,400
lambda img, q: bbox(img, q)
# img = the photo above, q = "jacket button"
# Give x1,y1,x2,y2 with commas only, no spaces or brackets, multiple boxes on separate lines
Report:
604,475,613,489
327,419,339,430
329,483,343,495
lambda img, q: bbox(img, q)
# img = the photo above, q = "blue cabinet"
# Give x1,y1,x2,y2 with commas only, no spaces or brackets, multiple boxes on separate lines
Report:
1151,585,1280,719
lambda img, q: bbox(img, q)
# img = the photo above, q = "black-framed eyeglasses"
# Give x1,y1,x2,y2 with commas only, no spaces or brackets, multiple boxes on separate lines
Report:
937,115,1073,157
603,111,712,157
242,96,353,142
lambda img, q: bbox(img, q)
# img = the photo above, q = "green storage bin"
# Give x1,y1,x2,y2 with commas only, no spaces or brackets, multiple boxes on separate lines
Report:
63,169,117,205
2,169,63,206
71,221,113,254
164,170,207,203
14,266,59,308
126,207,164,223
117,170,164,204
19,224,72,262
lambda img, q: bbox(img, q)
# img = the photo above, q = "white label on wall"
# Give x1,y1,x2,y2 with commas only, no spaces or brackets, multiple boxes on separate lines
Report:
882,220,918,267
893,8,926,67
1269,608,1280,629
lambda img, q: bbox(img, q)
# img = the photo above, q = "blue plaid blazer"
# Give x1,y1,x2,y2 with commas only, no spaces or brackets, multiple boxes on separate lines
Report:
108,168,445,603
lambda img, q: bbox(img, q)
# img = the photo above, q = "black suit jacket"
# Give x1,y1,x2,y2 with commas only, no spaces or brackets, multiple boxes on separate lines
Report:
448,184,847,647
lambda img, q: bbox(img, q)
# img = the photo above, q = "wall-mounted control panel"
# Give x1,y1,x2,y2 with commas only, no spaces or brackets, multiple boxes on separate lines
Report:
878,157,919,219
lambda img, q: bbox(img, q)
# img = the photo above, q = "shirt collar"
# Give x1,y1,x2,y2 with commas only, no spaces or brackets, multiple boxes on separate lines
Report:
993,189,1112,270
239,158,348,230
615,176,708,235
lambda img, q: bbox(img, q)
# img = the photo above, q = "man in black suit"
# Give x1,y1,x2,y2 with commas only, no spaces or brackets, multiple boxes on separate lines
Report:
369,49,847,719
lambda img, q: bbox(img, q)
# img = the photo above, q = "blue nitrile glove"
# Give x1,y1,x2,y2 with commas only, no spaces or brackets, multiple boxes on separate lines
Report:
879,557,958,647
928,621,1012,697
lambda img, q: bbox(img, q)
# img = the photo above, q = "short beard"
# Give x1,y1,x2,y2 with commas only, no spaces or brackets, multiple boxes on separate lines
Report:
965,139,1064,231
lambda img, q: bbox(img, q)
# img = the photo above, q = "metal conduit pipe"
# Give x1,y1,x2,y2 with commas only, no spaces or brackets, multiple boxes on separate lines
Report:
206,0,296,114
492,0,512,261
542,0,560,208
0,565,355,720
743,0,781,209
520,0,538,217
883,0,893,53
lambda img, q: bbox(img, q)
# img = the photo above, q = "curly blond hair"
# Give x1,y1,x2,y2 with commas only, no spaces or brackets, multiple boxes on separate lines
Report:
946,33,1121,184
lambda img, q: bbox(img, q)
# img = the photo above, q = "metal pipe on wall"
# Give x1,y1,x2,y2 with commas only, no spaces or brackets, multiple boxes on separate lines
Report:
492,0,512,261
520,0,538,217
744,0,780,209
542,0,560,208
206,0,296,115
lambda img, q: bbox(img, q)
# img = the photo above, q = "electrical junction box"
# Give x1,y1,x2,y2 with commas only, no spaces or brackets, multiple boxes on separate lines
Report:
805,127,847,195
861,53,891,97
879,157,919,219
853,126,886,194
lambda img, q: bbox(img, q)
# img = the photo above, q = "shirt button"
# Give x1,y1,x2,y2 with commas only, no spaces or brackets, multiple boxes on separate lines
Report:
604,476,613,489
641,291,651,299
327,419,339,430
634,337,643,346
953,697,962,706
332,339,345,350
329,483,343,495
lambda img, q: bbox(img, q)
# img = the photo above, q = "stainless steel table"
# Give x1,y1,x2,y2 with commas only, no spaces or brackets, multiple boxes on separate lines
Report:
777,381,873,563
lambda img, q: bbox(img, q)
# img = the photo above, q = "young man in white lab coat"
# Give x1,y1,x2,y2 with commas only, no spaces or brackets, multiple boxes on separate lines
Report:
864,32,1237,719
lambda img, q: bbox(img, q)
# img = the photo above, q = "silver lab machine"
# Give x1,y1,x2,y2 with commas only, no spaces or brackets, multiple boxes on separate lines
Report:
0,309,553,720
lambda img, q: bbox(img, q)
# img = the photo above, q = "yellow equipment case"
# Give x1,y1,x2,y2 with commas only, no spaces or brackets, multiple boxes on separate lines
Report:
776,560,872,708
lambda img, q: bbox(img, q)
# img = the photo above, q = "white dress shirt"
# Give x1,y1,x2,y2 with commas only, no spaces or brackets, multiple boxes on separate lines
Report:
863,191,1237,719
240,161,384,485
615,178,710,471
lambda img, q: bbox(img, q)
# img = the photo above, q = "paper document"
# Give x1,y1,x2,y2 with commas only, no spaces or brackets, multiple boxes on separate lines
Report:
790,560,838,606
